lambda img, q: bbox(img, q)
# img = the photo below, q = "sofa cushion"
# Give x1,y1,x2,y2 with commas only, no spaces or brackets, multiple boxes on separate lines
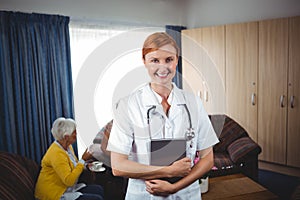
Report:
227,137,261,163
93,120,113,144
213,152,234,170
212,116,248,153
93,127,105,144
0,151,40,200
209,114,227,138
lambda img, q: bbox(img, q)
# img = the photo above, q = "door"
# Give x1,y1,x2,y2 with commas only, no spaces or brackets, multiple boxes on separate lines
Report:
287,16,300,167
226,22,258,142
182,26,225,114
182,28,204,99
258,18,289,164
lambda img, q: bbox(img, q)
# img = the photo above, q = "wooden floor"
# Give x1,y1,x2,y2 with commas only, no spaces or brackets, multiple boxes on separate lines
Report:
202,174,279,200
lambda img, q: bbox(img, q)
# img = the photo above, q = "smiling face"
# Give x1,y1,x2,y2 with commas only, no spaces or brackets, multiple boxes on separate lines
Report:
144,44,178,88
142,32,179,91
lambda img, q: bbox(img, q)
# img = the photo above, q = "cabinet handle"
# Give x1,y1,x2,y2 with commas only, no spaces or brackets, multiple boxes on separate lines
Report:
290,95,295,108
280,95,285,108
251,93,256,106
204,90,208,102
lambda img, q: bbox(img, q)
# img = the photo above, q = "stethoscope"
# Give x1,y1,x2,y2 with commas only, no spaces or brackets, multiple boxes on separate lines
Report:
146,103,195,147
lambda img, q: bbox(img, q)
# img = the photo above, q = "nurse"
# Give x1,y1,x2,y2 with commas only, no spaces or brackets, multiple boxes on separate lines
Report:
107,32,219,199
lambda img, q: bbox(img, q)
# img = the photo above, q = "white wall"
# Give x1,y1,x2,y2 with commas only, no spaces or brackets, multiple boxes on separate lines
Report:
185,0,300,28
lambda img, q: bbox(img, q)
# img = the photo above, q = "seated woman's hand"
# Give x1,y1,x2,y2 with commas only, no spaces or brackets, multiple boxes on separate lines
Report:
167,157,191,177
81,148,93,161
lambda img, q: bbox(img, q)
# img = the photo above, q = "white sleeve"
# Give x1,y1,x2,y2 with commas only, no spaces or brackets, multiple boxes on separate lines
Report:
107,98,134,155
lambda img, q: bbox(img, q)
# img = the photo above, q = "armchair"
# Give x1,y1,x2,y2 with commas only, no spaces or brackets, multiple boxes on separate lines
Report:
0,151,40,199
208,114,262,181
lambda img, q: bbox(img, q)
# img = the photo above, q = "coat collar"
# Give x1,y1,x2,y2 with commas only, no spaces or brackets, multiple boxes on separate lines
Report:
142,83,186,107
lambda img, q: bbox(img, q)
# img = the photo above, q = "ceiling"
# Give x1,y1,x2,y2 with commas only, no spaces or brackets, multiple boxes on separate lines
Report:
1,0,300,28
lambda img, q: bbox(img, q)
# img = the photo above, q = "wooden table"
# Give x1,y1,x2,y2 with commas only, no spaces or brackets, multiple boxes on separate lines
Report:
202,174,279,200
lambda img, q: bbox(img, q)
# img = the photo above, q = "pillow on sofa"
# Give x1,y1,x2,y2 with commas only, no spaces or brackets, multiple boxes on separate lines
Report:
209,114,226,138
213,116,248,153
0,151,40,200
91,120,113,166
227,137,261,163
93,120,113,144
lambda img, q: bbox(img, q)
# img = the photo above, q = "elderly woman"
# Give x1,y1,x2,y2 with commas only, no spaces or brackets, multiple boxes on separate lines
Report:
35,117,104,200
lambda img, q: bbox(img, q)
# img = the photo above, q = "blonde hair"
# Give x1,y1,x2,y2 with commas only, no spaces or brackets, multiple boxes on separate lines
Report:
51,117,76,140
142,32,179,59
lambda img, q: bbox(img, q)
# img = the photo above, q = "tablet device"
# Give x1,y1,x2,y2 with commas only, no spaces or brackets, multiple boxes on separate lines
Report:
150,138,186,183
150,138,186,166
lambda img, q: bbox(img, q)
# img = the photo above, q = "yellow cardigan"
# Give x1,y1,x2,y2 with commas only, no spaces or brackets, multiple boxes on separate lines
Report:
35,142,84,200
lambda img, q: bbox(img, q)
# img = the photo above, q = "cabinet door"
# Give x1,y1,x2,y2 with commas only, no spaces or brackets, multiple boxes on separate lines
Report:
258,18,289,164
287,16,300,167
201,26,226,114
225,22,258,142
182,26,225,114
182,29,205,100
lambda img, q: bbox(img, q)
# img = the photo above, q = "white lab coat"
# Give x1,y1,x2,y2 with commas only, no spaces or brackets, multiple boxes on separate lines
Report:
107,83,219,200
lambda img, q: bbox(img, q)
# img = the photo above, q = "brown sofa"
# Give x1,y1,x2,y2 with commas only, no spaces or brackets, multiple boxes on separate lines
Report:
209,114,262,180
93,115,262,182
0,151,40,199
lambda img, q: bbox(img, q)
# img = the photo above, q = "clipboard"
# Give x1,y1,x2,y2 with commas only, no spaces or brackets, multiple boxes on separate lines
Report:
150,138,186,166
150,138,186,183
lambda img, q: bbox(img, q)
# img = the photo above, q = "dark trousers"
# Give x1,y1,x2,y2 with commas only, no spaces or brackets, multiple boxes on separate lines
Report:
77,184,104,200
79,166,127,200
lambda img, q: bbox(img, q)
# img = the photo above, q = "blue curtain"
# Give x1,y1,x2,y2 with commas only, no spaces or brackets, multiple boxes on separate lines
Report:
166,25,186,89
0,11,75,163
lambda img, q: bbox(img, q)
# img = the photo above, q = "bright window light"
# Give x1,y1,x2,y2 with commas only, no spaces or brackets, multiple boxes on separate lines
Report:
69,23,163,156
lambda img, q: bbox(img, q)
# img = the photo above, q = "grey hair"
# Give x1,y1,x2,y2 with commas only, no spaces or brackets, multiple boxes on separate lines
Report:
51,117,76,140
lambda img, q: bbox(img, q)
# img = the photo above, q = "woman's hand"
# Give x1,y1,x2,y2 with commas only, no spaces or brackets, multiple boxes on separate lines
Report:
145,179,175,196
81,148,93,161
167,157,191,177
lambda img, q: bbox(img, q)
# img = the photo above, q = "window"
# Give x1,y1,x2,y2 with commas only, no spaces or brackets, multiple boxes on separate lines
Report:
69,22,163,155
